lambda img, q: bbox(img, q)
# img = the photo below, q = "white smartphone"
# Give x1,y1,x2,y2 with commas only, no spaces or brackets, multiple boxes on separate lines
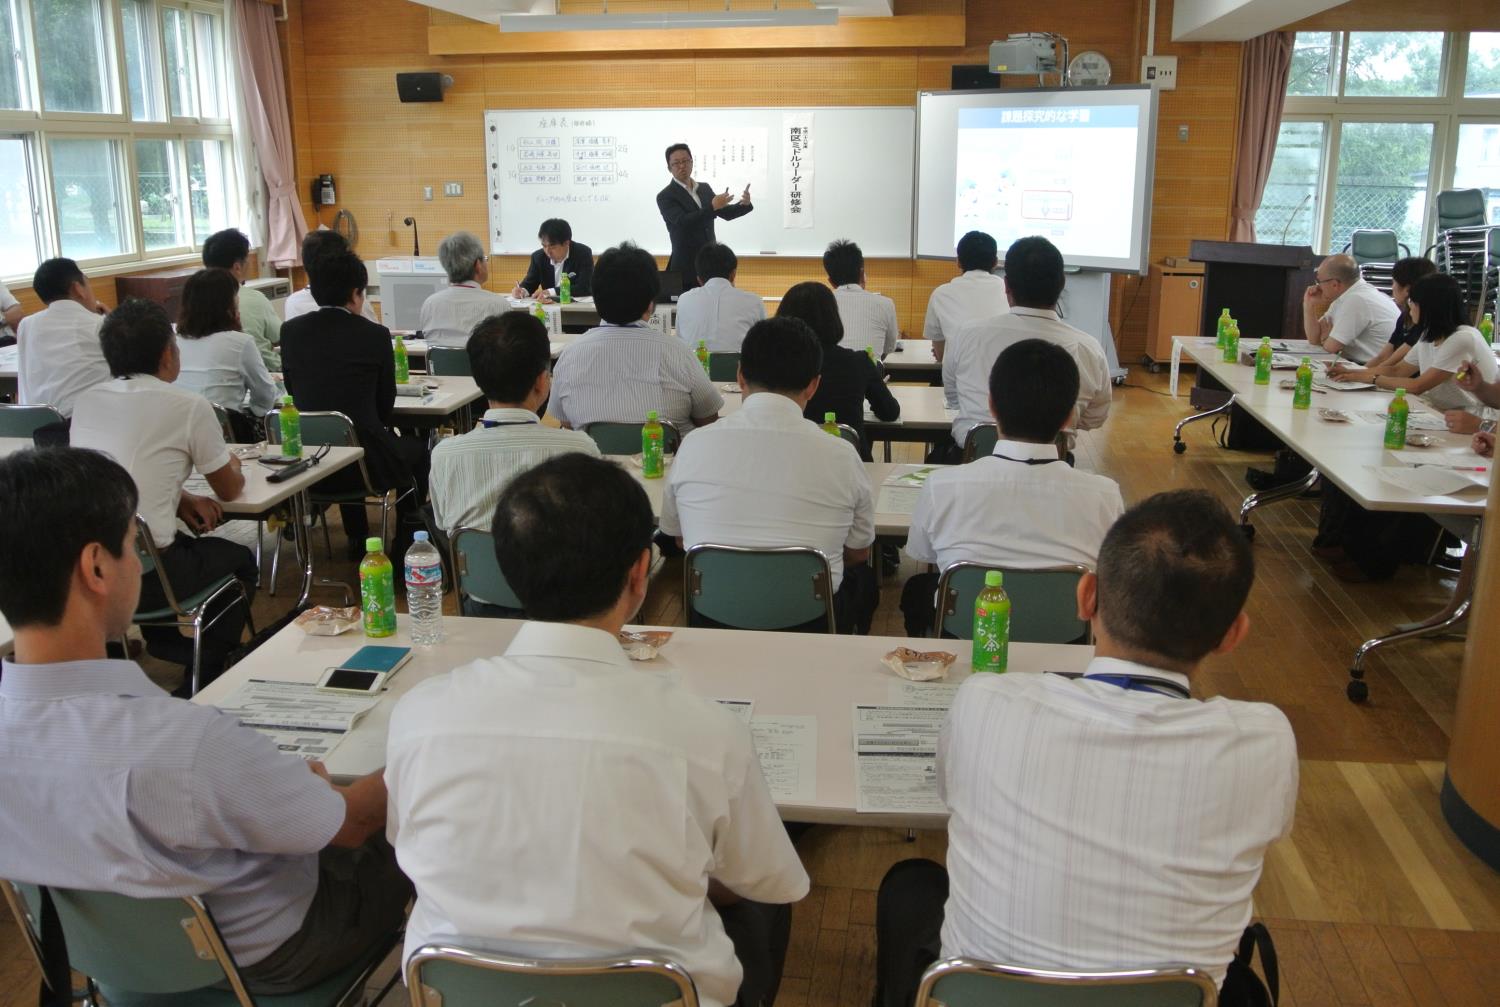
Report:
316,666,389,695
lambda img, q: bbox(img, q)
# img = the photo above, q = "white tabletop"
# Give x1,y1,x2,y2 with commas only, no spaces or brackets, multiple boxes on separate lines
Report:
391,376,484,418
882,340,939,372
196,615,1093,827
717,385,953,431
0,343,16,379
185,445,365,515
1180,338,1488,516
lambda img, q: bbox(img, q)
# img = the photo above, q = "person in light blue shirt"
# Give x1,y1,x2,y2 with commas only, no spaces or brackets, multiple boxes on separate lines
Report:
0,446,409,996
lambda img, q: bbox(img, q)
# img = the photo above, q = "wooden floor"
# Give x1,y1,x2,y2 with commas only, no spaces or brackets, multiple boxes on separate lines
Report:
2,368,1495,1005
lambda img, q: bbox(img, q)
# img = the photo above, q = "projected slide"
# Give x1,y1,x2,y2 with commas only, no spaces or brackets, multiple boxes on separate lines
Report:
953,105,1140,258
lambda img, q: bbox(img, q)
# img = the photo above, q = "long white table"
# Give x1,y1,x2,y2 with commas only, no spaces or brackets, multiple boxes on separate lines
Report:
390,375,484,425
197,615,1093,828
716,385,954,461
881,340,941,384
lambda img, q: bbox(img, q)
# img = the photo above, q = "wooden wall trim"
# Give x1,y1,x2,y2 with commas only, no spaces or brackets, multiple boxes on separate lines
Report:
427,14,966,55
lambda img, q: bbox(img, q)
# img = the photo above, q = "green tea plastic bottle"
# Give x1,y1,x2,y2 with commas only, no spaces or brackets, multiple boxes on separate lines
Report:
1254,337,1273,385
560,273,572,305
1221,321,1240,363
865,344,876,363
821,411,840,436
972,571,1011,673
1215,307,1232,349
533,302,548,325
1292,357,1313,409
696,339,711,376
1481,312,1494,345
358,537,397,638
642,410,664,479
278,394,301,458
1384,388,1409,449
393,334,410,385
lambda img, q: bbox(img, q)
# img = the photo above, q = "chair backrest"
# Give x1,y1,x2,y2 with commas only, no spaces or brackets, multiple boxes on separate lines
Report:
584,419,682,455
833,422,861,451
708,351,739,381
684,544,836,632
428,344,474,377
961,423,998,463
915,957,1217,1007
0,402,64,437
1437,188,1488,232
263,408,360,449
133,514,172,604
935,562,1091,644
1347,228,1405,265
451,527,523,610
208,402,237,443
406,944,700,1007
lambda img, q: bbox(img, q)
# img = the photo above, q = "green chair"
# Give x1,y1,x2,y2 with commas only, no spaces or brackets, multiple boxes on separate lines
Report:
833,422,862,452
1343,229,1408,266
427,345,473,377
1435,188,1487,232
684,543,836,633
584,419,682,455
134,515,254,697
961,423,998,462
451,526,523,612
3,880,397,1007
0,402,64,437
915,958,1218,1007
933,561,1091,644
406,944,700,1007
708,351,739,381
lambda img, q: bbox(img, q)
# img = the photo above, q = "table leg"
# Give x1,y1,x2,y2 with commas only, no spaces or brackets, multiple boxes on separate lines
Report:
1237,467,1320,539
1172,393,1235,454
292,491,315,609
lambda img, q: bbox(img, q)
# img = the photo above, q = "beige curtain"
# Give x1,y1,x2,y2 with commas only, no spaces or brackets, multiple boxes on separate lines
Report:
1230,31,1295,244
233,0,306,267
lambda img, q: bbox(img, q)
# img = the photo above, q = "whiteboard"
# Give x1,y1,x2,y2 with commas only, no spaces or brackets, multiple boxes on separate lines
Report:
484,107,914,259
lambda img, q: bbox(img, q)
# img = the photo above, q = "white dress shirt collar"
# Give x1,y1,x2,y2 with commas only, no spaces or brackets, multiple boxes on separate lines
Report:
835,283,863,293
737,390,808,426
1079,656,1192,698
989,438,1060,463
479,406,540,426
702,276,732,291
501,620,633,673
0,658,159,700
1007,306,1060,322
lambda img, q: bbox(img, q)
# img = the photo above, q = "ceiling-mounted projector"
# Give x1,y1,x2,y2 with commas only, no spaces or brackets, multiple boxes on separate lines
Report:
989,33,1066,77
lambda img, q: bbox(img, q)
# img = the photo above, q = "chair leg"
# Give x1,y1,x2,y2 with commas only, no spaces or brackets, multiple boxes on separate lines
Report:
239,583,256,641
268,528,283,596
189,616,204,697
321,507,333,560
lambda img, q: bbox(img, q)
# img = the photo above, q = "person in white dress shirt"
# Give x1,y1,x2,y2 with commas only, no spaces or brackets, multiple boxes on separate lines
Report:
283,230,379,323
15,257,111,420
922,231,1007,363
944,236,1111,458
874,490,1298,1007
661,316,879,634
1303,253,1399,364
675,242,766,353
825,239,900,358
0,278,22,343
900,339,1125,636
386,454,809,1007
549,242,723,435
174,268,280,441
418,231,510,347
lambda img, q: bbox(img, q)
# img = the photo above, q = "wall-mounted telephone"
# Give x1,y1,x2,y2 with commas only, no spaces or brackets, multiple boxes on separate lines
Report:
312,174,336,206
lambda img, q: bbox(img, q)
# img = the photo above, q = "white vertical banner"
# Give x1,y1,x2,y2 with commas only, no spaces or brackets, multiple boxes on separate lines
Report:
783,113,814,229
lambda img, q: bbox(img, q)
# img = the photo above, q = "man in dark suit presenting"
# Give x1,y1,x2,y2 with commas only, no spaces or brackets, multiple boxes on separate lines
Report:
656,143,753,291
512,218,593,302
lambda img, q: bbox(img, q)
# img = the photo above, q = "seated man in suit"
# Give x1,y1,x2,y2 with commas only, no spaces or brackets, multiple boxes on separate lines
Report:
0,447,408,996
283,230,379,322
280,250,428,560
419,231,510,347
70,299,256,689
387,453,808,1007
549,242,723,436
874,490,1297,1007
656,142,753,291
16,257,111,419
675,243,766,354
900,340,1124,636
661,316,879,634
202,228,281,372
825,239,899,358
512,218,593,302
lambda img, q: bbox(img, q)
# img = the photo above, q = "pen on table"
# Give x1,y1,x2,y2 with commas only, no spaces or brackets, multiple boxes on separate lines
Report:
1410,464,1487,472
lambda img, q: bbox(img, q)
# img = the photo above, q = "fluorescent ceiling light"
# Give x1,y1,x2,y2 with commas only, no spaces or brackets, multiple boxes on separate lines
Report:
500,8,839,31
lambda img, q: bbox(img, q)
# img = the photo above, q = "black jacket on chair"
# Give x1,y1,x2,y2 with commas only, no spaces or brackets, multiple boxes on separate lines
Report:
519,241,594,297
805,346,901,461
656,180,753,289
279,307,411,491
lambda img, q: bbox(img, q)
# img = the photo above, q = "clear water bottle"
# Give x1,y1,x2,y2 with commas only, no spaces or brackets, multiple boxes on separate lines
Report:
404,531,445,646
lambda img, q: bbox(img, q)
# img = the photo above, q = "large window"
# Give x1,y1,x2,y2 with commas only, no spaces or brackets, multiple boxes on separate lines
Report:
0,0,238,279
1256,32,1500,254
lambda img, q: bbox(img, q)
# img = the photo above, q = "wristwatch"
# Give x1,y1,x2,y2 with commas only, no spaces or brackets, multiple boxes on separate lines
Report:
1481,419,1497,434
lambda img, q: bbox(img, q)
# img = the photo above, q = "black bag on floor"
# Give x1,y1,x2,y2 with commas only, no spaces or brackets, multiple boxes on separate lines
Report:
1219,922,1279,1007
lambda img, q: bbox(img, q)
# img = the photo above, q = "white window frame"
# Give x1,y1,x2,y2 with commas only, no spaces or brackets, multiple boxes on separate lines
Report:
0,0,239,282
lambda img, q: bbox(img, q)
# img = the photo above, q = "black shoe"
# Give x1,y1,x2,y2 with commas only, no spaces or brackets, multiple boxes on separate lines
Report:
1245,467,1279,490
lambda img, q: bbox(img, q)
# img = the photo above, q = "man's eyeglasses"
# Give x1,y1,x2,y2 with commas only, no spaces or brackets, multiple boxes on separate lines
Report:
669,158,693,168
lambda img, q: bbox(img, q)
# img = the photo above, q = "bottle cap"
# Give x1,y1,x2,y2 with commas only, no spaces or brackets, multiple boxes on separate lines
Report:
824,412,836,422
984,570,1003,588
282,394,294,405
365,537,383,553
1394,388,1405,396
414,531,429,542
646,409,659,420
1261,336,1270,343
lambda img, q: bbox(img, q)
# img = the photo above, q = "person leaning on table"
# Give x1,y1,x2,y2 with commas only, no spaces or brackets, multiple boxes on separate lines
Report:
385,453,809,1007
874,489,1297,1007
0,447,409,998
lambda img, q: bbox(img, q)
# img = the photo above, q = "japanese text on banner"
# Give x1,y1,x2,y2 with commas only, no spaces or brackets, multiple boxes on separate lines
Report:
783,113,814,229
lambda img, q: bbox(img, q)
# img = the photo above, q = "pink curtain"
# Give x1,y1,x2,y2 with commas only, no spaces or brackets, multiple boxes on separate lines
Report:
1230,31,1295,243
234,0,306,267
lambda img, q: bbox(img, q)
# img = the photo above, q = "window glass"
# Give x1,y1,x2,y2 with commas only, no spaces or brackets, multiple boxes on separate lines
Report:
1255,121,1326,247
192,10,225,118
0,136,41,275
1453,123,1500,224
1466,33,1500,99
0,0,30,110
49,136,129,260
187,138,229,241
135,139,187,249
1330,121,1434,254
162,6,194,117
122,0,165,121
35,0,113,113
1343,32,1445,99
1288,33,1340,98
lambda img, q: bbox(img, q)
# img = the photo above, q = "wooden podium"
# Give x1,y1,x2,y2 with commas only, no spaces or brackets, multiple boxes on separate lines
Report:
1188,240,1320,343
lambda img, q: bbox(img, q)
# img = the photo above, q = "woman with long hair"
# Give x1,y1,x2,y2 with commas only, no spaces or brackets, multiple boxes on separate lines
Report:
175,267,279,441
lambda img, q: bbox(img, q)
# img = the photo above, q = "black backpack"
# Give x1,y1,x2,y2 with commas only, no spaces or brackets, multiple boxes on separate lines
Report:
1219,923,1279,1007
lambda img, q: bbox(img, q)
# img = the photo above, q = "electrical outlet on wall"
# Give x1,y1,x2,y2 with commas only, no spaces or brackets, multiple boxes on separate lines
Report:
1141,55,1178,90
423,185,433,201
443,182,463,197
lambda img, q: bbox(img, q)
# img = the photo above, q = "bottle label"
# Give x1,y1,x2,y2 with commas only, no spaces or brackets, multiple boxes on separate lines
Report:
1384,411,1408,447
642,430,663,477
360,565,397,636
405,560,443,588
280,416,301,457
972,603,1010,673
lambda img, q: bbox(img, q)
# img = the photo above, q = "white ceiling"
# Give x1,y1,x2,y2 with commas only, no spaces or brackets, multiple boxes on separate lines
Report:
1171,0,1347,42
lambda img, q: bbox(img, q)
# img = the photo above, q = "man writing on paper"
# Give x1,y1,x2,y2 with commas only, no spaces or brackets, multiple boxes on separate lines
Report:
657,143,753,292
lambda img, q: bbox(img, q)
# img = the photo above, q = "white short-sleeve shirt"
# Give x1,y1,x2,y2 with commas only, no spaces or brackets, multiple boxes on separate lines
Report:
674,277,766,353
175,329,280,416
16,299,111,418
660,392,875,589
386,621,809,1007
832,284,900,356
549,323,725,433
1323,280,1400,364
417,283,511,346
923,270,1008,344
71,375,233,548
1411,326,1500,413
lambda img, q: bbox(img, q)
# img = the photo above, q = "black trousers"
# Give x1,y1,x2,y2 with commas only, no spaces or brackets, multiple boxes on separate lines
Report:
334,435,430,557
899,572,941,638
874,859,949,1007
688,561,879,635
137,533,257,687
719,899,794,1007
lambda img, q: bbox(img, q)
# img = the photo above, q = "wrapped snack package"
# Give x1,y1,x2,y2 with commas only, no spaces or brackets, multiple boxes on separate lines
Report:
619,629,673,661
881,647,957,682
294,606,361,637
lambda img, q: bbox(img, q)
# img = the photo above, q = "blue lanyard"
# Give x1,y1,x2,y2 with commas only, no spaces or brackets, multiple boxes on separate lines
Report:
1078,674,1192,699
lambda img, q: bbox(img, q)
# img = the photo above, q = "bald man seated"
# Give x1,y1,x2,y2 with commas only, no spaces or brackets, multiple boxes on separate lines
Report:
1302,254,1399,365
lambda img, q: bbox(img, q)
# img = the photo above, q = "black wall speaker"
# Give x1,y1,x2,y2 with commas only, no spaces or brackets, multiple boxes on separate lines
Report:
396,72,445,103
951,64,1000,90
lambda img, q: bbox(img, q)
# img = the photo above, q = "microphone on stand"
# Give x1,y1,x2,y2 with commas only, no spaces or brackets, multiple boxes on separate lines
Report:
403,217,420,256
1281,194,1312,245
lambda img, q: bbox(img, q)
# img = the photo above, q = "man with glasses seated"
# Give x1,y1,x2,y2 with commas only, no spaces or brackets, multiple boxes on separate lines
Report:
419,231,510,348
1303,253,1399,364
